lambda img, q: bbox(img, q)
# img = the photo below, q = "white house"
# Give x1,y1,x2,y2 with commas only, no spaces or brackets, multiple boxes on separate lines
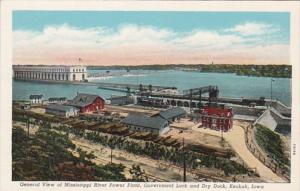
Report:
29,95,43,105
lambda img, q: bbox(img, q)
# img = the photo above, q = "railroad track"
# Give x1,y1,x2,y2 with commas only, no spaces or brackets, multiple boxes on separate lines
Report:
92,155,168,182
73,140,228,182
69,148,168,182
155,160,228,182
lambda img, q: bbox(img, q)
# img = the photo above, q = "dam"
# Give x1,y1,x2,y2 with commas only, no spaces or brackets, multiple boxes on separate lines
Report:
13,65,87,82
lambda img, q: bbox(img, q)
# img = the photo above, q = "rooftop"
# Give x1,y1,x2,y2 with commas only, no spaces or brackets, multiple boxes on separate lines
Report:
46,104,79,112
29,95,43,99
48,97,67,101
46,104,78,111
203,105,233,117
122,114,167,130
69,93,103,107
156,107,186,120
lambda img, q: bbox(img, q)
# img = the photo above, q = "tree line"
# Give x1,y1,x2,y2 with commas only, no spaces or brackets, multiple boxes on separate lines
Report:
88,64,291,78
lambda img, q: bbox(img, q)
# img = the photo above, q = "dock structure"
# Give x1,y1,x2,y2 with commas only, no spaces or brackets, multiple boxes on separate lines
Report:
14,74,281,109
149,92,267,107
87,71,126,78
96,82,177,92
14,77,176,93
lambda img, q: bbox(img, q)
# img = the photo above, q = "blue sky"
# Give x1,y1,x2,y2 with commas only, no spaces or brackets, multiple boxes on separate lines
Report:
13,11,290,39
13,11,290,65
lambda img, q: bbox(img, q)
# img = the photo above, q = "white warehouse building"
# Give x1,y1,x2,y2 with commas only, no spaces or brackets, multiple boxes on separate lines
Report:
45,104,79,118
13,65,87,82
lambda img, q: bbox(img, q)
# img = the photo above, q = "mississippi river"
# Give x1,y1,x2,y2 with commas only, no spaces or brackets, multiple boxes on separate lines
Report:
13,70,291,106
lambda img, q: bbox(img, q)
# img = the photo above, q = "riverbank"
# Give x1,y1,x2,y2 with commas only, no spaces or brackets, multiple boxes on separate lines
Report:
88,64,292,78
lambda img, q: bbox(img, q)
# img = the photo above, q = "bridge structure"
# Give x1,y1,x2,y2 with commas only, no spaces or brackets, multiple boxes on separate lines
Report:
95,83,265,109
138,95,227,109
149,93,267,107
182,85,219,111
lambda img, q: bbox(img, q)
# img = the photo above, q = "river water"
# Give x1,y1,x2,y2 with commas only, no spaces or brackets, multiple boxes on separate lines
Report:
13,70,291,106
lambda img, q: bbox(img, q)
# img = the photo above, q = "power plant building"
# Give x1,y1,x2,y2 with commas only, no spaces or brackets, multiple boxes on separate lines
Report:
13,65,87,82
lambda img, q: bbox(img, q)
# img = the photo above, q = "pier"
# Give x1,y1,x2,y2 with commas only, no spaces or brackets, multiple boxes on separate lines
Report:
14,78,176,92
87,70,152,79
95,82,176,91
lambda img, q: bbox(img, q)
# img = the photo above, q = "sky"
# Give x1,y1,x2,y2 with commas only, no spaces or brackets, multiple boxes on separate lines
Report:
13,11,290,66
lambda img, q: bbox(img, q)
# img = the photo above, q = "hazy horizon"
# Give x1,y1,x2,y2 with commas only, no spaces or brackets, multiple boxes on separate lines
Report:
12,63,291,67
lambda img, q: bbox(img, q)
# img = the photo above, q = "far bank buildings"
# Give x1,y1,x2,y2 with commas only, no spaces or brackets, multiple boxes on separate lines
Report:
13,65,87,82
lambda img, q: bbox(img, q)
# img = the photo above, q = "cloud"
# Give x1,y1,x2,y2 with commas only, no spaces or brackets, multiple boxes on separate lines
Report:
13,23,289,65
224,22,280,36
176,30,257,50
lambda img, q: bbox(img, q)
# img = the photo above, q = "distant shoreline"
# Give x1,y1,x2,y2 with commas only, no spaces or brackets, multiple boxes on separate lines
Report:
87,64,292,78
11,64,292,78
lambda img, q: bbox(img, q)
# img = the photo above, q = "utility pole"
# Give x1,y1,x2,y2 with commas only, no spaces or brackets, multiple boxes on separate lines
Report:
199,89,202,109
137,70,140,87
110,148,113,164
139,84,143,93
182,138,186,182
271,79,272,100
27,119,30,137
189,89,192,113
270,78,274,100
126,87,131,96
221,120,224,140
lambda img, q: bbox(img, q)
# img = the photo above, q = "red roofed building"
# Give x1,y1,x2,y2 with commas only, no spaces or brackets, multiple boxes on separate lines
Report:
69,93,105,113
201,104,233,132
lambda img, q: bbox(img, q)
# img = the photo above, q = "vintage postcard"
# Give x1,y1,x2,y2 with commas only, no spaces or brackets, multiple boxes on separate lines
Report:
0,1,299,191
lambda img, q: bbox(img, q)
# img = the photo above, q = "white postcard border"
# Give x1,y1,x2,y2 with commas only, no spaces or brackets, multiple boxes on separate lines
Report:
1,1,299,191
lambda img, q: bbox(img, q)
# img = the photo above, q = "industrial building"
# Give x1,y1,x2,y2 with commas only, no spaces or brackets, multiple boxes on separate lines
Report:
68,93,105,113
121,114,169,135
45,104,79,118
137,96,169,108
139,85,235,132
13,65,87,82
153,107,187,122
109,95,134,105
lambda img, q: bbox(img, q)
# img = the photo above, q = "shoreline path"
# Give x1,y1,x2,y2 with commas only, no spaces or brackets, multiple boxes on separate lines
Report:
192,122,285,183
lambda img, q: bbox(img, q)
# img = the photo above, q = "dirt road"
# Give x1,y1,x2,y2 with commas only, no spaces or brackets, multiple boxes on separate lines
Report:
192,121,285,182
70,137,200,182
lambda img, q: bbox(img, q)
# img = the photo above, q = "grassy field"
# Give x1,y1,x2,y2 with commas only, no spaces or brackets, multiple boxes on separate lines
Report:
255,124,289,167
12,126,148,181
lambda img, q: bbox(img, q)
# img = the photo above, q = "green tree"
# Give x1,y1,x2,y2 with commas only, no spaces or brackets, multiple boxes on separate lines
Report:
129,165,148,182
